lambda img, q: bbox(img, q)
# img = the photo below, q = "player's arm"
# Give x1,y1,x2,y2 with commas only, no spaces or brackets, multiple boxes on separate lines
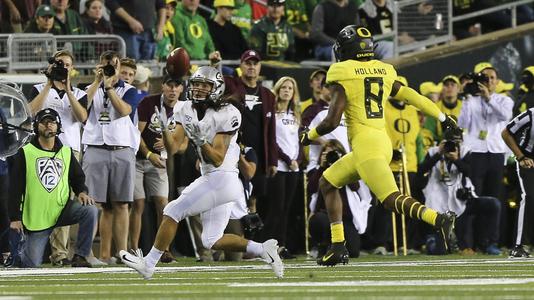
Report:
200,132,234,167
391,81,457,132
302,83,346,145
163,123,188,155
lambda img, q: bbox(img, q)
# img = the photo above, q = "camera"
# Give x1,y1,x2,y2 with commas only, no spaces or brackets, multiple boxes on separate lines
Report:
456,187,474,201
44,57,68,82
443,140,457,153
100,53,116,77
463,72,489,95
241,212,264,239
325,149,343,167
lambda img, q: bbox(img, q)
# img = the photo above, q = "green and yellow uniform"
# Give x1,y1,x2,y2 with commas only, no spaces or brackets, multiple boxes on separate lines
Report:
321,59,442,201
171,3,215,60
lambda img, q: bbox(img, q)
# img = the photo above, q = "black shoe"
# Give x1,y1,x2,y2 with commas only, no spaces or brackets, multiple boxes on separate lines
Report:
278,247,296,259
317,242,349,266
52,258,71,267
71,255,92,268
509,245,531,258
436,211,456,251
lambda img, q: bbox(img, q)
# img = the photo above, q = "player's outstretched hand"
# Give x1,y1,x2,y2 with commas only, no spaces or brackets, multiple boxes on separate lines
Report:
441,116,459,136
300,128,312,146
184,123,207,146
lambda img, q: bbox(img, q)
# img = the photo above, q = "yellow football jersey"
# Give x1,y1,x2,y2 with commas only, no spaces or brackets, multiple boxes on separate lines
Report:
326,59,398,139
384,100,420,172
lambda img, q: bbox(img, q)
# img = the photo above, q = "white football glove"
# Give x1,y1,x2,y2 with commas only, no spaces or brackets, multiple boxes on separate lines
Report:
154,106,168,132
184,122,207,146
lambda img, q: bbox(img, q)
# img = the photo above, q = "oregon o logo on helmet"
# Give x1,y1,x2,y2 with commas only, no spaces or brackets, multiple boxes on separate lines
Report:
356,27,372,38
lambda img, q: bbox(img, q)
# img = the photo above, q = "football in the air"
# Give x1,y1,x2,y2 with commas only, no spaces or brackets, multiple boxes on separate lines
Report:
166,47,190,77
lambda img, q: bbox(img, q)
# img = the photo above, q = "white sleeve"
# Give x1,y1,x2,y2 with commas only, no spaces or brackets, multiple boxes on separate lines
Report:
172,101,185,124
217,106,241,133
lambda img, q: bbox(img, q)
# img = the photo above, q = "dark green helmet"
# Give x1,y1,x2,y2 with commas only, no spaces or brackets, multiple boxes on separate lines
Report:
333,25,375,62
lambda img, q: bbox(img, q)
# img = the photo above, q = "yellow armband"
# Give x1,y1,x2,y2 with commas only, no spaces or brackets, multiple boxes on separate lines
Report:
308,127,321,140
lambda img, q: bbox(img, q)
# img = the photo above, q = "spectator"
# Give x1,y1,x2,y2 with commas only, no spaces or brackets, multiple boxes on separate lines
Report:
262,76,302,259
424,75,463,142
223,50,278,223
301,69,326,112
106,0,166,60
419,81,441,103
285,0,313,61
155,0,178,62
131,74,183,263
83,51,140,264
80,0,111,21
132,65,152,100
310,0,359,61
419,129,501,255
458,62,513,200
452,0,480,40
231,0,252,39
118,58,146,123
249,0,294,61
514,66,534,116
208,0,248,60
24,4,61,34
8,108,98,267
502,107,534,258
27,50,89,266
308,140,372,258
50,0,88,35
358,0,396,59
1,0,39,33
172,0,216,60
81,0,113,34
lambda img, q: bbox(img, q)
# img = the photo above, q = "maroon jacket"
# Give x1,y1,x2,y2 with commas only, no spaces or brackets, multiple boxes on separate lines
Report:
224,75,278,169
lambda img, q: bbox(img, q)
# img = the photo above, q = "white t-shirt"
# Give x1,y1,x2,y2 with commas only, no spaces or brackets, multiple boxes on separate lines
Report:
33,83,86,152
275,110,300,172
173,101,241,175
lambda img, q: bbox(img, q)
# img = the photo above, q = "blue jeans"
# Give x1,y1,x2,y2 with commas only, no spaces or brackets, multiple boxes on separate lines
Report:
116,29,156,60
314,44,333,61
20,200,98,267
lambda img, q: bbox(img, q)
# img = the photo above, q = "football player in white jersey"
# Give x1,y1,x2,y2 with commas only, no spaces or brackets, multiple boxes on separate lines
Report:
120,66,283,279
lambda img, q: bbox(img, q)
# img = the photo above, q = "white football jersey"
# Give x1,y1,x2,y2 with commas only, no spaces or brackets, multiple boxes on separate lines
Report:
276,110,300,172
173,101,241,175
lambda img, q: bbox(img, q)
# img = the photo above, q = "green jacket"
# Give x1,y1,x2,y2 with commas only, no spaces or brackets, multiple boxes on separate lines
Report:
250,17,295,61
232,0,253,39
53,9,88,35
171,4,215,60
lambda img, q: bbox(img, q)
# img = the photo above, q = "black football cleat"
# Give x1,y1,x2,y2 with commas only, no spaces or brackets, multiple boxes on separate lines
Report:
436,211,456,251
317,242,349,266
509,245,531,258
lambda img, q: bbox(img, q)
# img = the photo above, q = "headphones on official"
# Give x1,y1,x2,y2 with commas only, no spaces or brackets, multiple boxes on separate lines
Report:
33,108,62,135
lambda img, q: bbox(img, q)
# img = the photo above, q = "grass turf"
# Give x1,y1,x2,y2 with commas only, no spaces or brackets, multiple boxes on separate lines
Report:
2,255,534,299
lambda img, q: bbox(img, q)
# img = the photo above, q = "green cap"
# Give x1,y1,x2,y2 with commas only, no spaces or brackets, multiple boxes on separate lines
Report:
36,5,56,18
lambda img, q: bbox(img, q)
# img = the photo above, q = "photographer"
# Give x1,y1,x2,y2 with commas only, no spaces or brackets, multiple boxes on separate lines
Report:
458,62,513,201
308,140,372,259
28,49,88,266
83,50,139,264
419,129,501,255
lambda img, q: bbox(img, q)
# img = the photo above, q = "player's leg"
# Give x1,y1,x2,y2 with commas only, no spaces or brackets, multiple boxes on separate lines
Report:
317,152,360,266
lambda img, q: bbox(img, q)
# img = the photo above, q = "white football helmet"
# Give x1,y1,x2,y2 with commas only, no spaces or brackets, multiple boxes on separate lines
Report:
187,66,225,105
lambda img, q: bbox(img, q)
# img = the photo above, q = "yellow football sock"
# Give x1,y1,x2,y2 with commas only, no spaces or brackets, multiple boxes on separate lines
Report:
422,207,438,226
331,222,345,243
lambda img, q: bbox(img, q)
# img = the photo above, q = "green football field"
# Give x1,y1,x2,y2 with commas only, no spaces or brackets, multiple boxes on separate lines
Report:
2,255,534,299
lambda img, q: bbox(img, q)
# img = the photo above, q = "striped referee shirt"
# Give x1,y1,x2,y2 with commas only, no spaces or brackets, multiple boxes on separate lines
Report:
506,108,534,158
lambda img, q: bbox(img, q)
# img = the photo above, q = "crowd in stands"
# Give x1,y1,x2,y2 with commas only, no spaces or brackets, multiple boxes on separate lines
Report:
1,0,533,63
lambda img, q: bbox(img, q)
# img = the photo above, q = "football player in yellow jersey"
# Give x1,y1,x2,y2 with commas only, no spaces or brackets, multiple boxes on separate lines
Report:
301,25,459,266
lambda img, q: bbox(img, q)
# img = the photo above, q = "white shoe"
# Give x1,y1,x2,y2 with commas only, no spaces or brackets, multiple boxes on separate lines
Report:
119,249,155,280
86,256,107,266
261,239,284,278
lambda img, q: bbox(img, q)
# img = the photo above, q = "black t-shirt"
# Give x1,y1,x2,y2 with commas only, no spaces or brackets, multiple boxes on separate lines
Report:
207,19,248,60
241,85,265,169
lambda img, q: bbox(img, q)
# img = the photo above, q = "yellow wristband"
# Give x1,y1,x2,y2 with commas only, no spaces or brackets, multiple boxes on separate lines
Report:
308,127,321,141
146,151,153,160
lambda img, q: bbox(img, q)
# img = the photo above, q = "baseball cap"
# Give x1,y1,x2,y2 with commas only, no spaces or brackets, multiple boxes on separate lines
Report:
214,0,235,8
523,66,534,77
268,0,285,5
36,5,56,17
163,73,182,85
474,62,495,74
134,65,152,84
442,75,460,85
419,81,441,95
496,80,514,93
166,0,178,5
240,50,261,63
309,69,326,81
35,108,60,124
